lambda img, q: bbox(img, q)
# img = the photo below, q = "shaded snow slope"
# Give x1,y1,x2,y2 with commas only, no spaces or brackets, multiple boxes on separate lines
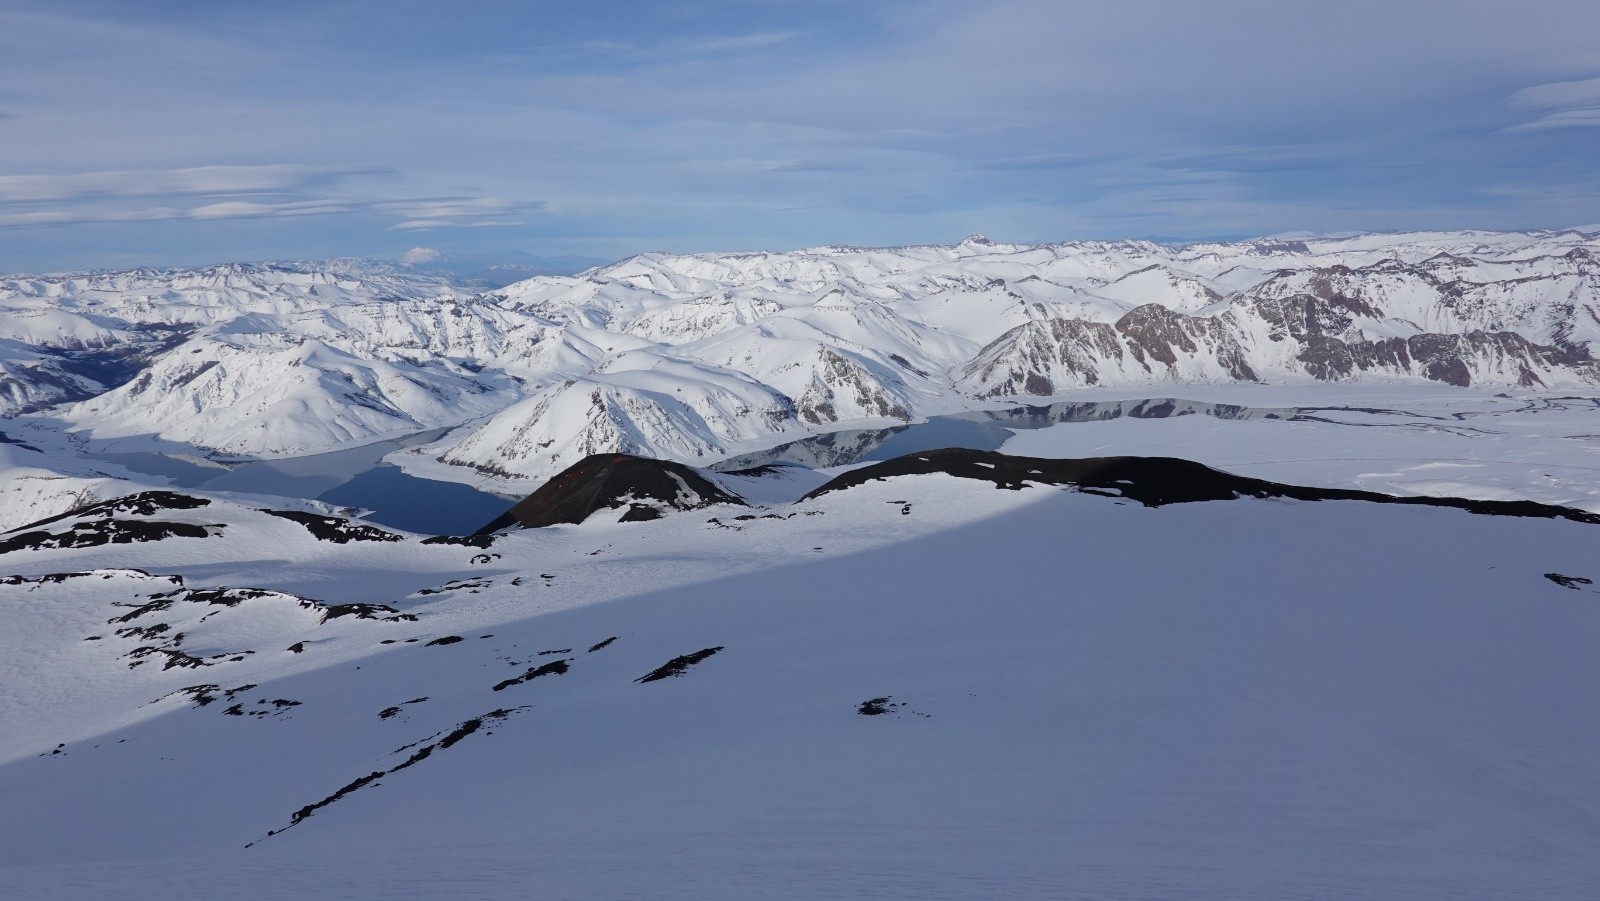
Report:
2,461,1599,898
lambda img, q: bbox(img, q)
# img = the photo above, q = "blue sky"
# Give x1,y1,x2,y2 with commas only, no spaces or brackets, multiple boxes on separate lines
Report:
2,0,1600,272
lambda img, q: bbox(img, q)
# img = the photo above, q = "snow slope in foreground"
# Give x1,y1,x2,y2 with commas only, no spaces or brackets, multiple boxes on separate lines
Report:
2,468,1599,898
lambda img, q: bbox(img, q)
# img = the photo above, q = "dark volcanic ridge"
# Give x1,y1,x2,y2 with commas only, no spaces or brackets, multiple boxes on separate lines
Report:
475,453,746,533
804,448,1600,525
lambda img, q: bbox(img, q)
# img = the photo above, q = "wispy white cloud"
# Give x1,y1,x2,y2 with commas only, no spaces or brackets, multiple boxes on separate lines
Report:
0,175,539,230
1507,75,1600,130
698,158,859,173
679,31,801,54
0,164,390,205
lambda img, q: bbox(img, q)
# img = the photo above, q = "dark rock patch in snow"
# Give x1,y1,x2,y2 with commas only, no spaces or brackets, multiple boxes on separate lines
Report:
805,449,1600,525
1545,573,1594,589
635,647,724,683
159,683,256,708
0,519,219,555
588,636,619,652
415,579,491,596
7,491,210,533
491,658,570,692
379,697,429,719
127,646,253,671
425,635,465,646
108,598,177,624
3,568,182,588
225,699,301,718
124,585,416,625
474,453,746,533
317,602,417,624
858,697,903,716
419,533,497,548
261,509,405,543
266,707,526,840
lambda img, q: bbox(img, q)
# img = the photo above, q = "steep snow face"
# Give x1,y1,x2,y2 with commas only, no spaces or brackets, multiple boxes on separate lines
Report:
959,297,1599,397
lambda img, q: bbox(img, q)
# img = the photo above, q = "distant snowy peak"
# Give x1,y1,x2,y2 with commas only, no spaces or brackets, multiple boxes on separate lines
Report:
64,331,506,456
434,351,807,482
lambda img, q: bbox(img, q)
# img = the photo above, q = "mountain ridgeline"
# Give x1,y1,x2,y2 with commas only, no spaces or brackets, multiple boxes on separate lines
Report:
3,230,1599,485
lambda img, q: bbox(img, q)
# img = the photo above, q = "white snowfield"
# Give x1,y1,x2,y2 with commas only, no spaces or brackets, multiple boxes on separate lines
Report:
3,229,1599,488
3,233,1600,897
1,466,1598,899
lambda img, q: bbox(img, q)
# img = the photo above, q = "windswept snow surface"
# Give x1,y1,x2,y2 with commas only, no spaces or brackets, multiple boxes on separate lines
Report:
2,465,1599,898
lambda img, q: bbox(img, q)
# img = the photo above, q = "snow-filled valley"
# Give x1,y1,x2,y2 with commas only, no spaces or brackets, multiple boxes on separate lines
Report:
5,231,1600,897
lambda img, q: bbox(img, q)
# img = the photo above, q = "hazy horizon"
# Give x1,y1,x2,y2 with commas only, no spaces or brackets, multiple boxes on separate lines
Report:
4,1,1600,272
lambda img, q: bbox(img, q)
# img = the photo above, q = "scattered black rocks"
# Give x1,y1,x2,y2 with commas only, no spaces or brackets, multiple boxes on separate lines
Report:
3,568,181,588
425,635,465,646
285,641,306,654
1545,573,1594,589
107,598,177,624
0,519,219,555
857,697,902,716
127,645,253,671
471,553,499,565
492,658,570,692
266,707,527,839
856,695,928,718
415,579,491,596
317,602,416,624
587,636,619,653
161,683,256,708
804,448,1600,525
474,453,746,533
114,622,172,641
7,491,210,533
635,646,724,683
224,699,301,718
707,512,794,530
420,534,497,548
378,697,429,719
261,509,404,543
537,647,572,656
123,586,416,625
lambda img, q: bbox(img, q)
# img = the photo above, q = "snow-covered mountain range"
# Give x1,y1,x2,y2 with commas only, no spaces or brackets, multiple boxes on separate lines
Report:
6,231,1600,898
4,229,1600,486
